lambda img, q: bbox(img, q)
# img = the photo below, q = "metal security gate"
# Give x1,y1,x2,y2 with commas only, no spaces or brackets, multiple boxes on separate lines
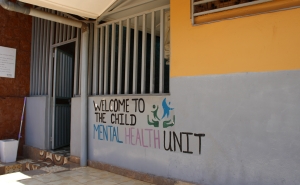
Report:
92,5,170,96
52,48,73,149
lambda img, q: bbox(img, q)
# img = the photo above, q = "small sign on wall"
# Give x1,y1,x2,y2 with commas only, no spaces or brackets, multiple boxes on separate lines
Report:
0,46,16,78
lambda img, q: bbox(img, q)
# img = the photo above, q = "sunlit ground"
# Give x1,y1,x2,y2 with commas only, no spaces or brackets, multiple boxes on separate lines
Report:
0,172,31,184
0,167,156,185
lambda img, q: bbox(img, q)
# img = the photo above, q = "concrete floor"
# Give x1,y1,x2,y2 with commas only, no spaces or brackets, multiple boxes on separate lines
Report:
0,166,155,185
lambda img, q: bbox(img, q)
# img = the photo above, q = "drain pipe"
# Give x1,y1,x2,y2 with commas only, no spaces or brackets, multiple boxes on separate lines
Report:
0,0,84,28
80,26,89,167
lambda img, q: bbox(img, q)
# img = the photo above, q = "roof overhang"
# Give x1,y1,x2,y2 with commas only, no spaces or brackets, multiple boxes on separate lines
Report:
19,0,117,19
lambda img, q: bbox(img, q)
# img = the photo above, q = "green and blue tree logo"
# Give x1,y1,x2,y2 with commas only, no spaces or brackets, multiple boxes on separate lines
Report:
147,98,175,128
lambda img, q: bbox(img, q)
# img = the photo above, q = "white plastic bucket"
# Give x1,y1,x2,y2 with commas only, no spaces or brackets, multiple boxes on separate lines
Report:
0,139,18,163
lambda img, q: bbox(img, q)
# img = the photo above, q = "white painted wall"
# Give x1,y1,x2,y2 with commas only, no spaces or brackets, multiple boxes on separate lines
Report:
70,97,81,157
85,70,300,185
25,96,48,149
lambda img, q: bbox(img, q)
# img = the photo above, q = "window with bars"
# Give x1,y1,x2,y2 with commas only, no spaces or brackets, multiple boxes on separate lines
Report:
191,0,272,24
92,6,170,96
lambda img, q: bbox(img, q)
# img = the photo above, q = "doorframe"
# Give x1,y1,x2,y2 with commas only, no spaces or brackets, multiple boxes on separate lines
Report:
51,47,58,149
46,39,78,150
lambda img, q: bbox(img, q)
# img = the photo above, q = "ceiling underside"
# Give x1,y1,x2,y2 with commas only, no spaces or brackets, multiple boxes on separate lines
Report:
19,0,117,19
19,0,170,20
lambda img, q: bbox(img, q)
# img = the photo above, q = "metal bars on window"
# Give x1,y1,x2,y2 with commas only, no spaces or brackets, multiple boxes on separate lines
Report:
92,5,170,95
191,0,272,25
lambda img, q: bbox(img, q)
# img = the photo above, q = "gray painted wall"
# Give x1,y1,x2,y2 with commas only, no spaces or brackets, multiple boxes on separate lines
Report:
169,70,300,185
86,70,300,185
25,96,48,149
88,95,178,179
70,97,81,157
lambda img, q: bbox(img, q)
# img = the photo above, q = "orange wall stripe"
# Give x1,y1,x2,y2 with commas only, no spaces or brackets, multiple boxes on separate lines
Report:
170,0,300,77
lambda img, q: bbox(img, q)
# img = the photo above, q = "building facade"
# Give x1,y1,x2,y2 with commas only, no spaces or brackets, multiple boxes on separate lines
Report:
0,0,298,184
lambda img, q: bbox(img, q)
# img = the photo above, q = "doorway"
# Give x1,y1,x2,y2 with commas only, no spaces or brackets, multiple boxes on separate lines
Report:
52,42,75,150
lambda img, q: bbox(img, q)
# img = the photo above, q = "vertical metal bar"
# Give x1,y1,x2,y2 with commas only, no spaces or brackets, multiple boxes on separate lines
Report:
65,56,68,97
54,107,57,148
98,27,104,95
68,56,70,96
63,107,66,146
35,18,40,95
141,14,147,94
64,107,66,146
60,106,63,146
63,54,66,97
64,106,67,145
159,9,165,93
42,19,46,95
150,12,155,94
78,28,82,95
68,106,70,142
70,57,72,96
59,53,62,97
62,54,65,97
73,28,79,96
51,48,57,149
70,57,73,96
47,13,55,150
191,0,194,25
58,106,60,147
71,26,75,39
67,25,70,40
132,17,138,94
45,19,50,95
69,57,72,96
61,107,63,147
80,27,89,166
60,107,63,147
32,18,36,95
110,23,116,94
30,17,35,95
104,25,109,95
65,55,67,97
36,18,41,95
55,14,59,43
57,107,59,148
66,56,69,97
57,105,60,148
56,52,59,96
66,57,69,97
59,13,62,42
124,19,130,94
64,55,69,98
92,26,99,95
38,18,44,95
70,58,73,96
63,21,66,41
88,24,93,96
117,20,123,94
57,52,61,97
34,18,40,95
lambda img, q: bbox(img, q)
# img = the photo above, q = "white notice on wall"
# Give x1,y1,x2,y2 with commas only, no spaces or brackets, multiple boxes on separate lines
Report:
0,46,16,78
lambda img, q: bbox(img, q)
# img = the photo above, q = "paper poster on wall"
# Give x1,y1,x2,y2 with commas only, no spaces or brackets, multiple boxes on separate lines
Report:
0,46,16,78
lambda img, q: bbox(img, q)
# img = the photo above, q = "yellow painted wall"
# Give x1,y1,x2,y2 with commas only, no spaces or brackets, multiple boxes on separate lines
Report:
170,0,300,77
